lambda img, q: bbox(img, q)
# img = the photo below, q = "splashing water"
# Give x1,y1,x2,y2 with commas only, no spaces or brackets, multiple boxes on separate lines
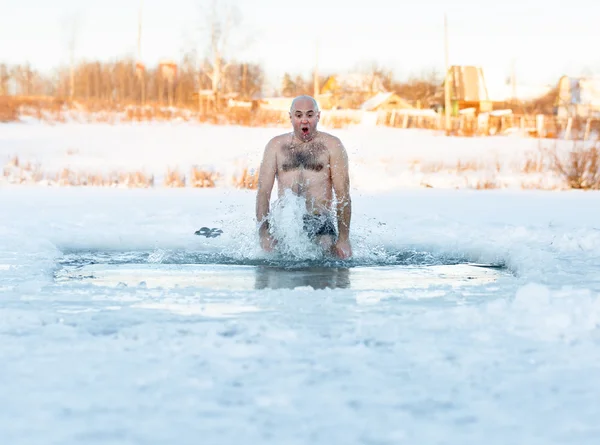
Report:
266,189,326,260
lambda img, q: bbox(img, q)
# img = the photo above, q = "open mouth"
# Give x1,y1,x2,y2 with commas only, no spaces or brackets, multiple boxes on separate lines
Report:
301,126,310,135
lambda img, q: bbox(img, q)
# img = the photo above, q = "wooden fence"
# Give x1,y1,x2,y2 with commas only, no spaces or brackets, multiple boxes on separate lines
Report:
318,107,600,140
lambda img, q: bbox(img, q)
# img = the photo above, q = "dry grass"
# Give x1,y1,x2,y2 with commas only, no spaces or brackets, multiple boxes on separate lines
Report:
233,167,259,189
7,156,20,168
164,168,186,187
416,161,445,173
462,175,502,190
474,180,500,189
124,106,193,122
2,157,156,187
190,167,219,188
520,150,548,174
416,159,484,173
1,96,67,122
522,155,545,173
547,143,600,190
54,169,155,187
407,159,421,171
520,180,563,191
0,98,19,122
2,156,258,189
455,160,483,172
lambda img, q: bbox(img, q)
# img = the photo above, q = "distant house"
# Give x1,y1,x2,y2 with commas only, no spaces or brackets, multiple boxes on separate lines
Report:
321,73,387,95
443,65,492,114
555,75,600,118
320,73,388,109
360,92,413,111
357,91,438,126
260,96,293,111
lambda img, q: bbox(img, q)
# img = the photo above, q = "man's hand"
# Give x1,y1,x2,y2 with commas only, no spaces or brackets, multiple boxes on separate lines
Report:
333,239,352,259
256,138,278,251
260,233,277,252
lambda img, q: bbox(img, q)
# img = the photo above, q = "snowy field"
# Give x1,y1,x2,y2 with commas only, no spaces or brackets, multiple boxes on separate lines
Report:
2,121,600,444
0,120,570,190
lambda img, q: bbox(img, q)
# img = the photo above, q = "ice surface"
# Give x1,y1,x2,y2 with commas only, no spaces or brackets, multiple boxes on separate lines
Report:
1,123,600,444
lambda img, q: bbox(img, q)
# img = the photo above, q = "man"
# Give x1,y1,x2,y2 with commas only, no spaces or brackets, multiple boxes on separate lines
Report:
255,95,352,259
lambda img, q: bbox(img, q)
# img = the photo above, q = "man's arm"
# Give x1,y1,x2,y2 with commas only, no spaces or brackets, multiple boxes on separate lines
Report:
255,139,277,238
329,138,351,243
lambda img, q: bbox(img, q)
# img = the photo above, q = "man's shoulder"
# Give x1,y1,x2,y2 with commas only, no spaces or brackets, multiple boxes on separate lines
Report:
317,131,342,143
317,132,344,151
268,133,292,145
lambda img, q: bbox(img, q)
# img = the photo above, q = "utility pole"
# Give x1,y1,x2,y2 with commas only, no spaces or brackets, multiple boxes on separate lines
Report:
69,42,75,100
444,13,451,135
68,18,77,100
313,39,319,98
511,57,517,106
138,0,145,105
137,0,143,59
242,63,247,99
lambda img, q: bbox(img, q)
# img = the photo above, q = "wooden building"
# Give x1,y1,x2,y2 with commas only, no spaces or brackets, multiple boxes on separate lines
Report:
444,65,493,115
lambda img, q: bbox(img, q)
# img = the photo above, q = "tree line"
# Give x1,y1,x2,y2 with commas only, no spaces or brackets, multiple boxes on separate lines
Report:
0,57,555,115
0,56,264,108
1,55,450,110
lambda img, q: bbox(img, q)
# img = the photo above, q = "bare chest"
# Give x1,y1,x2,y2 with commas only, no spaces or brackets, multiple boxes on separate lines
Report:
278,141,329,173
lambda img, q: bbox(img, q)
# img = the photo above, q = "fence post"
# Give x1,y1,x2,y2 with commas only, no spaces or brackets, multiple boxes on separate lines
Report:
584,118,592,141
536,114,545,138
564,117,573,140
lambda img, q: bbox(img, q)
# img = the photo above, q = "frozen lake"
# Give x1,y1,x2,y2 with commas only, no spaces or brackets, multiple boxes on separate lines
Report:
2,186,600,444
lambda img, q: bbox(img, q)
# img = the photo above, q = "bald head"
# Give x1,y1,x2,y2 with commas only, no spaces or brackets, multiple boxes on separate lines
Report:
290,95,319,112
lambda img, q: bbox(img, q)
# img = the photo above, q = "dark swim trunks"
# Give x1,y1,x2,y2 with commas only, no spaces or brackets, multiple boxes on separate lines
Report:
302,213,337,240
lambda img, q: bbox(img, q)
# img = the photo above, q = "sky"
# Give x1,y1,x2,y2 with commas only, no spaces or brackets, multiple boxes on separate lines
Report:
2,0,599,91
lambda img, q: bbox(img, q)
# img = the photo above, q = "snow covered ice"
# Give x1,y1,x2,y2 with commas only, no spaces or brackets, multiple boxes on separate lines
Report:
2,121,600,444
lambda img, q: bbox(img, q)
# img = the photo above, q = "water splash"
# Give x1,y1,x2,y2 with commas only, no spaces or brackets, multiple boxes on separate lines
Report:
266,189,325,260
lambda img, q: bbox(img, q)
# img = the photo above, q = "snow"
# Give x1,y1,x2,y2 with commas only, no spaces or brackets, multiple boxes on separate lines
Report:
1,120,600,444
0,120,574,191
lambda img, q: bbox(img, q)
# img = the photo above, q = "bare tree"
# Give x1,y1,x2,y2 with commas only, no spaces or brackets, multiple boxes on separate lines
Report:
354,60,393,94
0,64,10,95
197,0,249,110
392,68,443,108
11,64,35,96
294,74,311,96
61,13,81,100
224,61,263,99
0,43,268,110
281,73,296,97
